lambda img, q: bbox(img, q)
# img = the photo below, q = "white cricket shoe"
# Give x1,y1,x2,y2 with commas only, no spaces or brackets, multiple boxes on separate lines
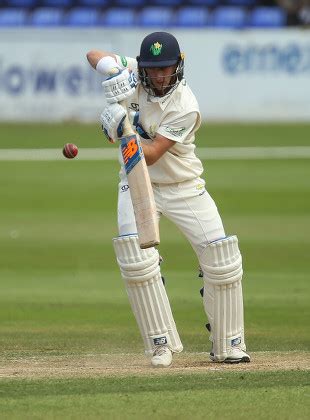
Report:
151,346,173,368
210,348,251,364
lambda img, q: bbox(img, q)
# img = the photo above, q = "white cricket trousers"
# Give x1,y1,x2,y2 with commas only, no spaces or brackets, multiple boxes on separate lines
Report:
118,176,225,256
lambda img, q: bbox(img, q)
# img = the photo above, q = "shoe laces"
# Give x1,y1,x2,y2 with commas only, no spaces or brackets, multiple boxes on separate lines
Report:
153,346,169,357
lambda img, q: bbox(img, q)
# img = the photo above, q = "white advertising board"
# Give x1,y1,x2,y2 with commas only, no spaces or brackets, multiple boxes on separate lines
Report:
0,28,309,121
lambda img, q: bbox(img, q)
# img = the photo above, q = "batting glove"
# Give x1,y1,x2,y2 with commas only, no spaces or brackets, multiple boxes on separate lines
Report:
100,103,126,144
128,110,150,140
102,69,138,104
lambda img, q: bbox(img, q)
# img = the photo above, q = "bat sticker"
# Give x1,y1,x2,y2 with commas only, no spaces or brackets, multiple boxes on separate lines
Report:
121,135,143,175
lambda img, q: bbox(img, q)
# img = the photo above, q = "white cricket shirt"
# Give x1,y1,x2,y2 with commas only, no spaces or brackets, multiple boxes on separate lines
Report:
116,55,204,184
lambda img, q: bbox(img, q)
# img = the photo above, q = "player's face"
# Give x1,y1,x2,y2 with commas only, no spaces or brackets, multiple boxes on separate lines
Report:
145,65,177,96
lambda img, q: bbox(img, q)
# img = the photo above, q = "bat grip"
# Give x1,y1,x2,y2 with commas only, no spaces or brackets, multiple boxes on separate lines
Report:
119,101,134,137
108,67,134,137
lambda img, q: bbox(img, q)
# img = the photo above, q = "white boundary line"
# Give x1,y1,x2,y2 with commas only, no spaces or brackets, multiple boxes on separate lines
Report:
0,146,310,161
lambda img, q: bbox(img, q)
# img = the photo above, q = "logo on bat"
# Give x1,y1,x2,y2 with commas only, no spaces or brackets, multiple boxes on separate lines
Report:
122,138,138,164
121,135,142,175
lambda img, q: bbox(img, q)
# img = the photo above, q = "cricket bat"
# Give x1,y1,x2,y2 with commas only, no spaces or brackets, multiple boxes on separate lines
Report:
119,106,160,249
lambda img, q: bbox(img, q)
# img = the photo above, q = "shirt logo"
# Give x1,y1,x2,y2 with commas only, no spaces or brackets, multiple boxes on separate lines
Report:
130,102,139,111
165,126,186,137
150,42,162,56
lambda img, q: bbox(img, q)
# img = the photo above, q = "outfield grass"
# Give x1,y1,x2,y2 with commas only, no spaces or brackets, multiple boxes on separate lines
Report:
0,123,309,419
0,122,310,149
0,371,308,419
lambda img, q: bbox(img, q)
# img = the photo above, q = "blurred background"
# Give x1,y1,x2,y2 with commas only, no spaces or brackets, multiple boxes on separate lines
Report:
0,0,310,122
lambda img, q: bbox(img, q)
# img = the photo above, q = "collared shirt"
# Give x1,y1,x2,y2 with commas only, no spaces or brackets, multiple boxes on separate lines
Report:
116,55,203,184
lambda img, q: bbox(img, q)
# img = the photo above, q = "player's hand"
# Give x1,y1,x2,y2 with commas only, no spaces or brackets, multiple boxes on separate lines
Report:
102,69,137,104
100,103,126,143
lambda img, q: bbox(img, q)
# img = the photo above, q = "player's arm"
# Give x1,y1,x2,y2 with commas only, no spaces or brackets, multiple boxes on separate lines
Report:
86,50,117,70
142,111,199,165
86,50,137,104
142,134,175,166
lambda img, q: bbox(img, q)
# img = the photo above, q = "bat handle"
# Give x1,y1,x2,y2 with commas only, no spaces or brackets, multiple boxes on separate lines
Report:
108,67,135,137
120,102,135,138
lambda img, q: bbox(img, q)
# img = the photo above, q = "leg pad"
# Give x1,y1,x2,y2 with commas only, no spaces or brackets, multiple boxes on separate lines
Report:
113,235,183,355
200,236,246,361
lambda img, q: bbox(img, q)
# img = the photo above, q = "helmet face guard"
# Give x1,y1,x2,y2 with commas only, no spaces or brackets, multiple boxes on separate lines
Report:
138,59,184,97
137,32,185,98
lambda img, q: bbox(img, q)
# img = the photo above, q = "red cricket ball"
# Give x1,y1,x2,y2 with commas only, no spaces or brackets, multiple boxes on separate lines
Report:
63,143,78,159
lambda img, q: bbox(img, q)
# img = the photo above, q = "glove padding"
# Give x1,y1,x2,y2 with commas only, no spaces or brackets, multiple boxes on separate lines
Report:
100,103,126,143
102,68,137,104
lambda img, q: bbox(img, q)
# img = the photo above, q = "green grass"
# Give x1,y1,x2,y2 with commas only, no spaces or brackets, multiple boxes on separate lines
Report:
0,122,310,148
0,123,309,418
0,372,309,419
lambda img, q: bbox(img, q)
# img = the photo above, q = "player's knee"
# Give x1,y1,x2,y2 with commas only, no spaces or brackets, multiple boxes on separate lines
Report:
113,234,160,283
200,236,243,284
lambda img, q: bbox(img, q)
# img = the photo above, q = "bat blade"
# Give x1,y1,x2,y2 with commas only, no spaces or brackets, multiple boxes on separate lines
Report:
105,64,160,249
120,131,160,249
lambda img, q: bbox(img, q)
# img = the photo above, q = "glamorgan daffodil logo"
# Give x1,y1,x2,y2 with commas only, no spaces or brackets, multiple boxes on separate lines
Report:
150,42,162,56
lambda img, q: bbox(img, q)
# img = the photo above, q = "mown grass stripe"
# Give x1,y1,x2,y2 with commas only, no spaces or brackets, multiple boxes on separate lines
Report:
1,147,310,161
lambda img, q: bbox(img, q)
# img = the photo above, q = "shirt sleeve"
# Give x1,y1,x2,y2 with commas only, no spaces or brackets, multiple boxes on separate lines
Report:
157,111,198,144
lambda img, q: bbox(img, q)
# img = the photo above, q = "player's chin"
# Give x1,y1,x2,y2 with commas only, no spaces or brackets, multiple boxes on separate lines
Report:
153,86,168,97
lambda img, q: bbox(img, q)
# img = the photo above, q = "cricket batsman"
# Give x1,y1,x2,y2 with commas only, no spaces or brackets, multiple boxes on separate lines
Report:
87,32,250,367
